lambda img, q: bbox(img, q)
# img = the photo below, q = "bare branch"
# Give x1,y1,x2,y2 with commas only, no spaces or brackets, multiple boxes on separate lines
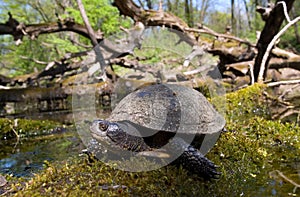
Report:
278,1,291,22
269,170,300,192
113,0,196,44
254,0,295,82
185,25,255,47
266,79,300,87
77,0,107,80
19,56,48,65
258,15,300,83
183,45,204,67
0,12,103,43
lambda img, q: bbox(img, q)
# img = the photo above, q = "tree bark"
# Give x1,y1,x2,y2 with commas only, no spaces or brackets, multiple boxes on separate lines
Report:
113,0,196,45
231,0,236,35
113,0,189,31
189,0,194,27
253,0,295,82
0,12,103,42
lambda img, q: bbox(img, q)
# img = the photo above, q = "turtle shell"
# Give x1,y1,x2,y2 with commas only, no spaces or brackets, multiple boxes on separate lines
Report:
108,84,225,135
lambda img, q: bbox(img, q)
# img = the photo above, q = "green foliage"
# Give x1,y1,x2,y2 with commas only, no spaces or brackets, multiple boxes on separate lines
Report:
1,0,300,77
206,11,231,33
0,0,131,76
0,0,76,76
44,34,83,55
66,0,131,35
279,21,300,52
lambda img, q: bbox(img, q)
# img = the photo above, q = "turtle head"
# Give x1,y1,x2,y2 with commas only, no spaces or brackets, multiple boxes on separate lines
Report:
89,120,150,152
90,120,122,143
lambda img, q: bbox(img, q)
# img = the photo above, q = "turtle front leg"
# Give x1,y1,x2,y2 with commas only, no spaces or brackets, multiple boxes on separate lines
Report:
169,137,220,180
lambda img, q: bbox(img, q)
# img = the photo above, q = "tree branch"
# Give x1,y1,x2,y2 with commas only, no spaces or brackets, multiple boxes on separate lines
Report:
185,25,255,47
253,0,295,82
258,7,300,82
77,0,107,80
113,0,196,45
0,12,103,43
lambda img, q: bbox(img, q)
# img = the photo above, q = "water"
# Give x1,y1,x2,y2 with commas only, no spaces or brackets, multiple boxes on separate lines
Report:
0,131,83,177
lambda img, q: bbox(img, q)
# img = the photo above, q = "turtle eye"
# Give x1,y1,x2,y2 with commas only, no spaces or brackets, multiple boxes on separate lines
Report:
98,122,108,131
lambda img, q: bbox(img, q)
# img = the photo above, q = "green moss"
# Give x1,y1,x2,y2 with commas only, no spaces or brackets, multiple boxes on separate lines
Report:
2,84,299,196
0,118,64,139
226,83,269,117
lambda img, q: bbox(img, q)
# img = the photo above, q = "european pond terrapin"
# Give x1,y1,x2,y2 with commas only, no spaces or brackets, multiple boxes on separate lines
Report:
89,84,225,179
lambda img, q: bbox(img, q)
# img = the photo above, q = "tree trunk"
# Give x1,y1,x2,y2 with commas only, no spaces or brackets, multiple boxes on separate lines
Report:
243,0,252,30
253,0,295,82
231,0,236,35
199,0,209,25
189,0,194,27
146,0,152,9
185,0,191,26
167,0,172,12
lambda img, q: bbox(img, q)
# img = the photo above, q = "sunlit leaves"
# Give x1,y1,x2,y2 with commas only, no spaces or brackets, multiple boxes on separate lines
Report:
66,0,131,35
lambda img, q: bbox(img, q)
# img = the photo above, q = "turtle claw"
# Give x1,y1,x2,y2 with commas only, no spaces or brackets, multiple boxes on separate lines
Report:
202,161,221,180
207,165,221,180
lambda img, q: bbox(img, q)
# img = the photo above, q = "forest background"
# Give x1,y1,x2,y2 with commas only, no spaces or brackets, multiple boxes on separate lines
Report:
0,0,299,78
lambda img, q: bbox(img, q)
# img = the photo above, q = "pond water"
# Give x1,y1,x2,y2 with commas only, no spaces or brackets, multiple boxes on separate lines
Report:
245,162,299,196
0,130,82,177
0,108,111,178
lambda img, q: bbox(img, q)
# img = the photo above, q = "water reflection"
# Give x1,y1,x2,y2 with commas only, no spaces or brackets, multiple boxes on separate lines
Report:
0,132,82,177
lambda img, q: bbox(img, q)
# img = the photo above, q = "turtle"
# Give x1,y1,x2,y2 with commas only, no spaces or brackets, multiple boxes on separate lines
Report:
89,83,225,179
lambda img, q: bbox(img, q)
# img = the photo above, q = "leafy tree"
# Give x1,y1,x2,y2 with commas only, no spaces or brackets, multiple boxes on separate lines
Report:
0,0,131,76
66,0,131,35
207,11,231,33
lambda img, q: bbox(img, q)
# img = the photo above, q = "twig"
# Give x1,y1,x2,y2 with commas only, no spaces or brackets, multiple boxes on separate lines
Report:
278,84,300,100
273,107,298,120
266,79,300,87
183,64,214,75
248,63,254,85
278,1,291,22
10,124,20,151
269,170,300,193
19,56,48,65
263,91,292,106
296,113,300,126
0,188,14,196
258,1,300,83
